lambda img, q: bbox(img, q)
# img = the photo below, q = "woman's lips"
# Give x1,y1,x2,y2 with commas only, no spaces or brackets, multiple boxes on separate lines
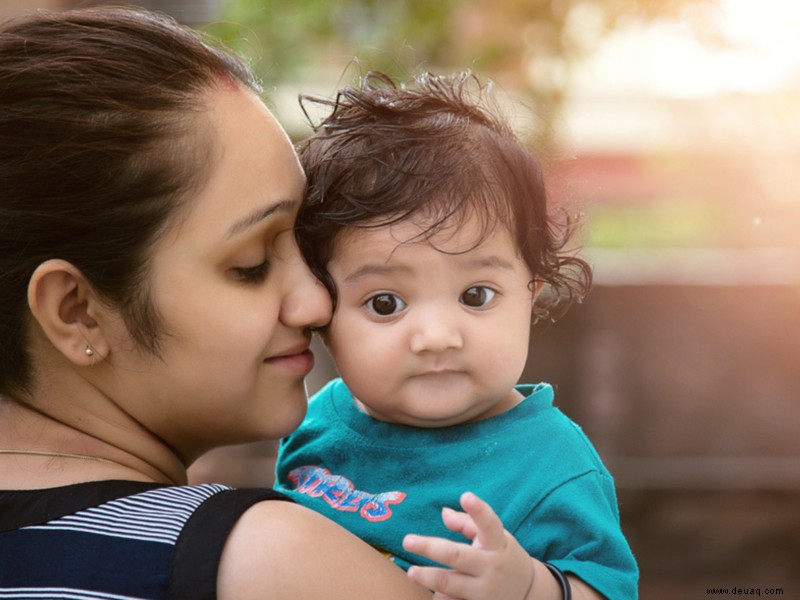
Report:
264,348,315,375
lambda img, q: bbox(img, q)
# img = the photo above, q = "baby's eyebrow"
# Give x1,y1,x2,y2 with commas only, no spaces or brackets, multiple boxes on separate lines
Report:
343,255,514,283
343,263,412,283
459,255,515,271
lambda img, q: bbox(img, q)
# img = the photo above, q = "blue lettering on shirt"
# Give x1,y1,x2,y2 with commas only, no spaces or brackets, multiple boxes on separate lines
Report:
287,465,406,522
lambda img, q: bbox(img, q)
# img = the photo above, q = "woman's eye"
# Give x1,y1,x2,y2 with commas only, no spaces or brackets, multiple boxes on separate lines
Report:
232,260,271,283
460,286,496,308
366,294,407,316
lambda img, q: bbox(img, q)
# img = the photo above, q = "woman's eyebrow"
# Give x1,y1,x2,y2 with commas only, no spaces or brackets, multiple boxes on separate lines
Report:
225,199,296,239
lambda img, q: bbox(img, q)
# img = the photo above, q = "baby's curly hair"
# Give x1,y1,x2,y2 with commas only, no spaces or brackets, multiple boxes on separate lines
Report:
296,71,591,322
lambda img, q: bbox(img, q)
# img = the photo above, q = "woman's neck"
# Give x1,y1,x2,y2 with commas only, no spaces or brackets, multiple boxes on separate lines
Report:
0,395,187,488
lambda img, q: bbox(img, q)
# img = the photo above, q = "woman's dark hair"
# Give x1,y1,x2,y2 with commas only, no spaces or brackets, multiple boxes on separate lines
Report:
0,7,260,398
296,71,592,320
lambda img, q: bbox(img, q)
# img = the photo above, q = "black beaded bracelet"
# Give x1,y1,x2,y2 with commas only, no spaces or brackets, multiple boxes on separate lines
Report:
544,563,572,600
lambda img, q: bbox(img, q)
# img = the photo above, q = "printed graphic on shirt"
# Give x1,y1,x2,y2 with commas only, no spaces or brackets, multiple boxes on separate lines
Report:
288,465,406,522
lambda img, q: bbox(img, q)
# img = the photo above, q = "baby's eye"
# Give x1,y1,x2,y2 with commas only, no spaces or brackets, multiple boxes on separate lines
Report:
366,293,407,316
460,286,496,308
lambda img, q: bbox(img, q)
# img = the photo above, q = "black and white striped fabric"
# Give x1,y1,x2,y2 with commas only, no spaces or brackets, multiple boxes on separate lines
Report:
23,483,229,545
0,480,288,599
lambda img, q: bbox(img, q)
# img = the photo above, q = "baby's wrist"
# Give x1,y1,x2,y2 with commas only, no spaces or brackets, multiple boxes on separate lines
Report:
543,563,572,600
527,558,570,600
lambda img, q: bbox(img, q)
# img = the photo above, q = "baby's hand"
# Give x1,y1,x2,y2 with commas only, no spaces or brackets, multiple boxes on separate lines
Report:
402,491,535,600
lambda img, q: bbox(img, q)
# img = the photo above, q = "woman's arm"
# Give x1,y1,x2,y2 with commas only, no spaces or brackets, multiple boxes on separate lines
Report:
218,499,432,599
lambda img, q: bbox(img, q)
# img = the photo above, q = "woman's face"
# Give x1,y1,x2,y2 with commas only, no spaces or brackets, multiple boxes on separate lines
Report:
103,86,331,461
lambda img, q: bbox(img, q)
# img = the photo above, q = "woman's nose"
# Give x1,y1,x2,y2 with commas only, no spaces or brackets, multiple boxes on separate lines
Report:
280,245,333,330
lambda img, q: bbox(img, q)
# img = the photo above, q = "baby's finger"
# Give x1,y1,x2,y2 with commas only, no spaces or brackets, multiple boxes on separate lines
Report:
408,565,475,600
459,492,507,550
441,506,479,541
403,534,483,575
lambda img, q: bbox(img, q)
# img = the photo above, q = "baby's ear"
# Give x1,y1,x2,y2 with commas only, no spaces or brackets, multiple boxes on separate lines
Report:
531,279,545,302
27,259,110,365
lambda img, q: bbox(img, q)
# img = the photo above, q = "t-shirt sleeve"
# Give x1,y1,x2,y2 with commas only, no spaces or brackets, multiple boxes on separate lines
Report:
513,471,639,600
167,488,293,600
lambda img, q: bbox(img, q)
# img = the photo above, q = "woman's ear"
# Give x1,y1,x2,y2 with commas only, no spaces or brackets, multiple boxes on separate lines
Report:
27,259,110,365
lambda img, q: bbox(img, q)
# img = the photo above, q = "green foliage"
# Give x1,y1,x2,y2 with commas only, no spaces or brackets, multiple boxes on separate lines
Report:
205,0,474,85
204,0,337,82
207,0,717,88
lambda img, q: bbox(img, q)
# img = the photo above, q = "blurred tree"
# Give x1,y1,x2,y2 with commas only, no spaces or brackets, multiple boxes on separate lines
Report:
0,0,81,22
207,0,719,146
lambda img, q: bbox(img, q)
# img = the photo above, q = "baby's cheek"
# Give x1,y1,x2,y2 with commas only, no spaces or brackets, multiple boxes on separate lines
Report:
345,353,388,395
480,339,528,380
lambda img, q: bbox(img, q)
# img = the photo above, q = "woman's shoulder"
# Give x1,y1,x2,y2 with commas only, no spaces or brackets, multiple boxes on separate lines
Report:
218,499,431,599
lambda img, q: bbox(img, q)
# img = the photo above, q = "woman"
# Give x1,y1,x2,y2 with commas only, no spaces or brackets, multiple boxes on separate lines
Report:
0,7,431,599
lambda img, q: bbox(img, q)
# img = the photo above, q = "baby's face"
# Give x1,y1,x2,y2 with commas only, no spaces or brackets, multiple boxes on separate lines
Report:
324,214,537,428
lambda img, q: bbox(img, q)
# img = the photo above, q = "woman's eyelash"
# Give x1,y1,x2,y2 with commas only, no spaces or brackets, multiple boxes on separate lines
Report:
233,260,271,283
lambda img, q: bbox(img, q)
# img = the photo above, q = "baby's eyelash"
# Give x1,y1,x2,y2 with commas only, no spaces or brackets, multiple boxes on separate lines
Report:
460,286,497,308
364,293,407,316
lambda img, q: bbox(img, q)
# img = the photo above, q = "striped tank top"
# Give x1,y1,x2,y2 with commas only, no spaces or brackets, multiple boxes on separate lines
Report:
0,480,287,599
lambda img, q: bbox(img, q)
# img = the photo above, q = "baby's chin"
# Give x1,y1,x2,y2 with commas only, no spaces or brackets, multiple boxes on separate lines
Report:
353,396,497,429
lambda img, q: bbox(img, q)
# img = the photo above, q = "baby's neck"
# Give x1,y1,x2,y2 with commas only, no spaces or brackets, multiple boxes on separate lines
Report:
352,387,525,428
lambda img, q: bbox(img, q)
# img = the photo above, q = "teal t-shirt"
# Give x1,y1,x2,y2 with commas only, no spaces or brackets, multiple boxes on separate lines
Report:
275,378,638,599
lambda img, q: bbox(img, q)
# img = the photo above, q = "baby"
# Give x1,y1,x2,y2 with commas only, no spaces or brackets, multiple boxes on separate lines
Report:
276,71,638,600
